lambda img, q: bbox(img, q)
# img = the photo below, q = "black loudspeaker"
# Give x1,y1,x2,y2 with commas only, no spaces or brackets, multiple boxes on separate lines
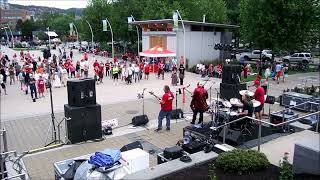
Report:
132,115,149,126
171,109,184,119
120,141,143,152
222,65,241,84
220,83,247,100
67,78,96,107
64,104,102,144
219,129,243,145
163,146,183,160
265,95,275,104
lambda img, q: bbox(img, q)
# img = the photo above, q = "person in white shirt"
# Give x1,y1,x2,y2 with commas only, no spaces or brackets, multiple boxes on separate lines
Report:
83,60,89,78
80,59,85,77
127,64,133,84
134,64,140,83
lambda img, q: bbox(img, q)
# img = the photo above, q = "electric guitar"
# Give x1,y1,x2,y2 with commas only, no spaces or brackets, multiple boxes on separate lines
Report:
149,91,162,103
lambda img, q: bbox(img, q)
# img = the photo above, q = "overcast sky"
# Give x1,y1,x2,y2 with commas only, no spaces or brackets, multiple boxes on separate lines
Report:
8,0,88,9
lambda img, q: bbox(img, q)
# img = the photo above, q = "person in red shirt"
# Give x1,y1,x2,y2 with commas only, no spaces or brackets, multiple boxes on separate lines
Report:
64,60,71,76
113,57,118,64
253,80,265,120
37,76,45,98
190,83,208,124
144,64,150,80
84,52,88,60
94,66,100,84
155,85,174,132
93,60,99,68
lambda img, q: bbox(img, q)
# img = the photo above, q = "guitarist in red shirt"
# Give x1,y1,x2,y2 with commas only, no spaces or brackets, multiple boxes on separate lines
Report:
151,85,174,132
190,83,208,124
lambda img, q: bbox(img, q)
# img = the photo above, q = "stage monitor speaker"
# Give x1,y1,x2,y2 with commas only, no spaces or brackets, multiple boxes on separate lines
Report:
171,109,184,119
67,78,96,107
219,129,243,145
120,141,143,152
222,65,241,84
265,95,275,104
132,115,149,126
64,104,102,144
220,83,247,100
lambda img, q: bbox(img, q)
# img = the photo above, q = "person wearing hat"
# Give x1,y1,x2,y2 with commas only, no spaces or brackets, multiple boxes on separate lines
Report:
190,82,208,125
253,80,265,120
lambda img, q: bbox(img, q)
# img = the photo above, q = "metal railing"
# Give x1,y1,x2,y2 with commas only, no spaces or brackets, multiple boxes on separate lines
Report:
211,101,320,152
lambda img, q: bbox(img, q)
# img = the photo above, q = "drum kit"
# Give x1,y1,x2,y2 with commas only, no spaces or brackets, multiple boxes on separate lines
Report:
207,89,260,129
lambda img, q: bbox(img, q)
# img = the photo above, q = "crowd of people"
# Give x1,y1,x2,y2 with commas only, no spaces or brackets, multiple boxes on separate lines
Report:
0,46,188,102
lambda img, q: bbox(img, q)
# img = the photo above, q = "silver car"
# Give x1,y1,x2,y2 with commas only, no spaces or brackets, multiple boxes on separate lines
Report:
282,53,313,65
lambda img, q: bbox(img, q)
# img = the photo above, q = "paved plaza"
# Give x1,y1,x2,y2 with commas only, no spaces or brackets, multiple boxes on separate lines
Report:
0,45,319,179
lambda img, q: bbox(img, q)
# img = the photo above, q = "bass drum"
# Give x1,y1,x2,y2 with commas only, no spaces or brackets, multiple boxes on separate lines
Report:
215,111,229,124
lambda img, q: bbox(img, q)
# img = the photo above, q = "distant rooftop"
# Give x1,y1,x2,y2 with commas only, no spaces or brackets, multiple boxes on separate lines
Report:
129,19,239,29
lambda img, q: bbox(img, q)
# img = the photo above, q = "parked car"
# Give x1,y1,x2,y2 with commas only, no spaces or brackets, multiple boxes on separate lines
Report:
282,53,313,65
236,50,273,61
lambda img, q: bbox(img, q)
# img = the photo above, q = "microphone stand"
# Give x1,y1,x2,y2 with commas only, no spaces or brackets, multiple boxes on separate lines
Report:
142,88,146,116
213,88,220,128
175,89,179,123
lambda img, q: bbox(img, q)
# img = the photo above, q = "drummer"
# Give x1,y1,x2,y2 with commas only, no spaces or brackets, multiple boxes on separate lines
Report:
238,93,254,118
253,80,265,120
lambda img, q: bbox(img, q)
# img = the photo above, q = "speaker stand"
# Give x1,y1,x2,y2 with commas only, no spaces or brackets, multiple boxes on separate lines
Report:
45,81,63,147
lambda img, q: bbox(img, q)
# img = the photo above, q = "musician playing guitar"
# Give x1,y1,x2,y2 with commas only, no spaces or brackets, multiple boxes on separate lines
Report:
150,85,174,132
190,82,208,125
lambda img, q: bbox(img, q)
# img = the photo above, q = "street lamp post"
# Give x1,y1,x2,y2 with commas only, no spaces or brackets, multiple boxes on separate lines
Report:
47,27,51,49
104,18,114,59
72,22,79,44
174,10,186,65
131,15,140,58
6,25,14,48
85,20,94,55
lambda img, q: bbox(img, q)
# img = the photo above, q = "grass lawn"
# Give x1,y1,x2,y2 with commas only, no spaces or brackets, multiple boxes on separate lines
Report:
241,65,318,82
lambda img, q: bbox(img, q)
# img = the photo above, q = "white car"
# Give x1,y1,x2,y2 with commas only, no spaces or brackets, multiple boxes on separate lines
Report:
237,50,273,61
282,53,313,65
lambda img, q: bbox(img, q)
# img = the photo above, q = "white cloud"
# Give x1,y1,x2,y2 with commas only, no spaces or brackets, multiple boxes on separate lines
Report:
8,0,88,9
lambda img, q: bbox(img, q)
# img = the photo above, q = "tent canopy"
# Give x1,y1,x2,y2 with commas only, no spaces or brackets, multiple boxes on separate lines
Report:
139,45,176,57
45,31,58,37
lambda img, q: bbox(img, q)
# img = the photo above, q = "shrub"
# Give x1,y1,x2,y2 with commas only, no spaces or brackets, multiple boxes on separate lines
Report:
215,149,269,175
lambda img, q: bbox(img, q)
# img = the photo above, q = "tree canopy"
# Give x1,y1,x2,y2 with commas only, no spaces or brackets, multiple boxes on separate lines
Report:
239,0,319,51
15,0,319,53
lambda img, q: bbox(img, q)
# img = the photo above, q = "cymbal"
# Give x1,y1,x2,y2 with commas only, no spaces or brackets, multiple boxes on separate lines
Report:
230,98,243,106
239,90,254,97
252,100,261,107
222,100,232,108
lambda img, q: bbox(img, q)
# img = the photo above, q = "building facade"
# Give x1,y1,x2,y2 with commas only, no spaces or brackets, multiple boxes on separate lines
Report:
0,0,9,9
130,19,239,66
0,8,28,29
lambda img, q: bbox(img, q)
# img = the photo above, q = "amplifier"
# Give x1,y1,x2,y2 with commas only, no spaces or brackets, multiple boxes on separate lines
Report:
220,83,247,100
281,92,318,112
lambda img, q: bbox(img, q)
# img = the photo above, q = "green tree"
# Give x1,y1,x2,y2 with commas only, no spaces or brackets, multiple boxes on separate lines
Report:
21,19,34,38
239,0,318,51
49,14,74,36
